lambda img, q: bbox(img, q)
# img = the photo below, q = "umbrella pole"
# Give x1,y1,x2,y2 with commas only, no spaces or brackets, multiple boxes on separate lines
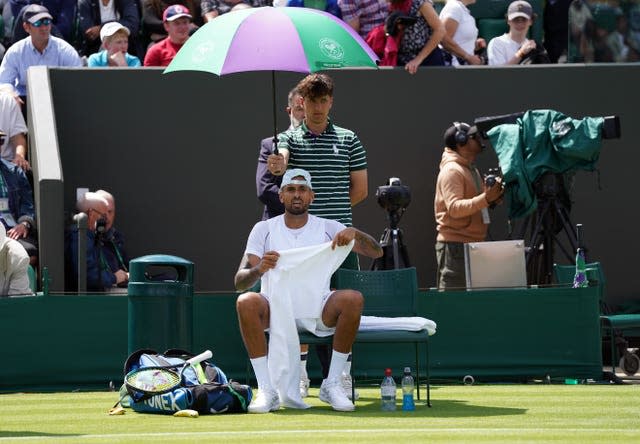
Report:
271,70,278,154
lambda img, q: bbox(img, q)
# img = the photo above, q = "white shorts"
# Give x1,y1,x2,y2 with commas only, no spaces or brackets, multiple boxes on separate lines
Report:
262,290,337,337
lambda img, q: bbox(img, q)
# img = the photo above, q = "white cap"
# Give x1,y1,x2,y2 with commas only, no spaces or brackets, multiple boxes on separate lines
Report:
100,22,130,42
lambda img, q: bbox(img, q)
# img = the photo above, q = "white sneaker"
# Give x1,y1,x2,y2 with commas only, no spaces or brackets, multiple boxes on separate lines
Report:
299,376,310,398
341,373,360,401
319,378,355,412
248,388,280,413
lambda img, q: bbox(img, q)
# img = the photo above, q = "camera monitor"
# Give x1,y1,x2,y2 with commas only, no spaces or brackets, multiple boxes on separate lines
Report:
464,240,527,289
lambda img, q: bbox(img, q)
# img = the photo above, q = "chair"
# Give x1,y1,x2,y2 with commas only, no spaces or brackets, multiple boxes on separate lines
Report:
554,262,640,377
297,267,432,406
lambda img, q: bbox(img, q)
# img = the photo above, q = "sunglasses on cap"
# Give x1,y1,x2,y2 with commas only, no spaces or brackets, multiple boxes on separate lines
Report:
31,18,52,27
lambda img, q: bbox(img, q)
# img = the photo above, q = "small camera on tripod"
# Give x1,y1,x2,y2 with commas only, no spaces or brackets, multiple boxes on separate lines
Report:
376,177,411,213
484,167,502,187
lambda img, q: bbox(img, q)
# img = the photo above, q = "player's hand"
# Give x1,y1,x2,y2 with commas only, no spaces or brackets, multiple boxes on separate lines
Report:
258,251,279,274
267,154,285,176
332,228,356,249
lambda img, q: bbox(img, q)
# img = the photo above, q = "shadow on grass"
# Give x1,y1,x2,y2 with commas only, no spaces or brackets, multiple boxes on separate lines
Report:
273,396,527,418
0,431,80,438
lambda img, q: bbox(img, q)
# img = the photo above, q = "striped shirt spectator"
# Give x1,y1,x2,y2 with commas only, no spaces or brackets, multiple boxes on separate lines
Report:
277,120,367,226
338,0,388,39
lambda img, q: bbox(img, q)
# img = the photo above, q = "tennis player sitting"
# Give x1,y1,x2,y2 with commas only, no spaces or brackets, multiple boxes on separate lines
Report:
234,169,382,413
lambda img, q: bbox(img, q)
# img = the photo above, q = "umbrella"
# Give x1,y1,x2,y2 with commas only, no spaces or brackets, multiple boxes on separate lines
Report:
164,6,378,151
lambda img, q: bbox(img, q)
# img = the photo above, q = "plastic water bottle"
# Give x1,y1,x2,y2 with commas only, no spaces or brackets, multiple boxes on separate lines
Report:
380,368,396,411
401,367,415,411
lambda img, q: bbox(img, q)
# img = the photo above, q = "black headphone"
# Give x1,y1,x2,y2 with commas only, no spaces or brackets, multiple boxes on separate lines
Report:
453,122,470,145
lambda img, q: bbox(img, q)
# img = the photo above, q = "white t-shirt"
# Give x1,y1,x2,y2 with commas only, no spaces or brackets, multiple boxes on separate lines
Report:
245,214,345,258
439,0,478,66
0,93,27,162
487,33,530,65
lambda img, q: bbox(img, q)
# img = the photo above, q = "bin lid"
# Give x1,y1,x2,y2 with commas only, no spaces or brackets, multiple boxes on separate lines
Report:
130,254,194,266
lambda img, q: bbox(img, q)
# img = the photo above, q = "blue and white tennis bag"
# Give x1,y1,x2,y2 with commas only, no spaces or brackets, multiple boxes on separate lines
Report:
121,348,252,414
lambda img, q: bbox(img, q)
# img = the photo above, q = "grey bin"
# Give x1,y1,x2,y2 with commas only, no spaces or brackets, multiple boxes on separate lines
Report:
127,254,194,355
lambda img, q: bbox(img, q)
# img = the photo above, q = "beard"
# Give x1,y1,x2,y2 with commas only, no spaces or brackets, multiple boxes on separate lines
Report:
285,201,309,215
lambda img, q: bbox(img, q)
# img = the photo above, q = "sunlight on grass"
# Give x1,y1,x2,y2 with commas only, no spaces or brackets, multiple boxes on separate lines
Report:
1,385,639,443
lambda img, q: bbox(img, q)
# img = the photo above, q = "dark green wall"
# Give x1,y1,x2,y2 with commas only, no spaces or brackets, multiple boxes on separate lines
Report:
42,65,637,304
0,286,601,391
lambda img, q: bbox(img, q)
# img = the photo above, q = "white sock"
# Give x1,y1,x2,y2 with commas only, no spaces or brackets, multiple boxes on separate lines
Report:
300,352,309,378
342,353,352,376
327,350,349,382
250,356,272,391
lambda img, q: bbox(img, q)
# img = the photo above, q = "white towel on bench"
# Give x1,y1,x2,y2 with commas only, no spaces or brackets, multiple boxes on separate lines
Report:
359,316,437,336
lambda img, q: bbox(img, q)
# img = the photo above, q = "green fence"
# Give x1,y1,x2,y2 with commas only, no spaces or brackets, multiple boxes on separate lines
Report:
0,285,601,392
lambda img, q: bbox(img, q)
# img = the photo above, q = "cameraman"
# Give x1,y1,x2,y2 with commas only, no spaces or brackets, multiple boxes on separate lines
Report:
65,192,129,291
434,122,503,290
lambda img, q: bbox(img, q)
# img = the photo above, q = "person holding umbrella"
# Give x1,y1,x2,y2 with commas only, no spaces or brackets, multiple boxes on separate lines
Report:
267,73,367,400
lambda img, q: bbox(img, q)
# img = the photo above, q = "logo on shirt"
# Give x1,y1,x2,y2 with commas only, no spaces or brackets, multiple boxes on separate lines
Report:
333,144,339,155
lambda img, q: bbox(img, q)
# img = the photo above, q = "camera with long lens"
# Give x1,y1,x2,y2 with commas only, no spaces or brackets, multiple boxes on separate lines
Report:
95,217,107,237
484,167,502,187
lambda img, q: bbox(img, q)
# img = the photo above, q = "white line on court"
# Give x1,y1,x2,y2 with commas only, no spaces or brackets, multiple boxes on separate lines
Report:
0,428,634,440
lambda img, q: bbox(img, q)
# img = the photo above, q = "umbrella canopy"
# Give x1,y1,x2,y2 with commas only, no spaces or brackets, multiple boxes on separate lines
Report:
164,6,378,75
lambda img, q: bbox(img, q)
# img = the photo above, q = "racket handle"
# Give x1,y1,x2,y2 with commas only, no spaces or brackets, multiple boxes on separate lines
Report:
185,350,212,367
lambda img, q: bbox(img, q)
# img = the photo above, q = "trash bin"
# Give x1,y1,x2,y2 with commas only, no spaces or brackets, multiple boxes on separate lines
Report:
127,254,194,355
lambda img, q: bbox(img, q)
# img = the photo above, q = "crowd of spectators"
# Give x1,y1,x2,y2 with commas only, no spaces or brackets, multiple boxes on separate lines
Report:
0,0,633,72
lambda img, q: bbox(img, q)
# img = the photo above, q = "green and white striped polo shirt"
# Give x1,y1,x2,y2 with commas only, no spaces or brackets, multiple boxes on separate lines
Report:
278,120,367,226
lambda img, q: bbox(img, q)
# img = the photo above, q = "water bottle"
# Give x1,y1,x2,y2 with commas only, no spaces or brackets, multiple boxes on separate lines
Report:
401,367,415,411
380,368,396,411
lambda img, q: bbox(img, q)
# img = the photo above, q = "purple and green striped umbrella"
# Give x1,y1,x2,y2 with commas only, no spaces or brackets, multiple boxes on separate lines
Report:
164,6,378,75
164,7,378,150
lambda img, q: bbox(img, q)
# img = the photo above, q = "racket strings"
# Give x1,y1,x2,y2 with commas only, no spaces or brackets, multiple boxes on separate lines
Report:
127,368,181,392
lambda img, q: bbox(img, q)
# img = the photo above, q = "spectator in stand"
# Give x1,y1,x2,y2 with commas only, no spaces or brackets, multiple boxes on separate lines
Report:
0,223,33,296
487,0,538,65
143,4,192,67
76,0,141,58
87,22,141,67
390,0,446,72
439,0,486,65
95,189,129,274
10,0,75,43
0,5,81,105
142,0,200,47
65,191,129,291
0,85,29,170
200,0,251,22
338,0,387,40
0,153,37,265
286,0,342,19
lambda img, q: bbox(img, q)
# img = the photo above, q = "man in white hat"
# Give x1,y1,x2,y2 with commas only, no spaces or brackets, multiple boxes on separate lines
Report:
487,0,539,65
235,168,382,413
87,22,141,67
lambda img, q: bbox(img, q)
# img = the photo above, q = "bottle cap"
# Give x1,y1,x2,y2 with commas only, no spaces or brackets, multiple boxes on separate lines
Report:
384,368,392,376
404,367,411,374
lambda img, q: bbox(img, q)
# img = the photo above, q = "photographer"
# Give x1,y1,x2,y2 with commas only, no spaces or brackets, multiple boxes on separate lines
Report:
434,122,503,290
65,192,129,291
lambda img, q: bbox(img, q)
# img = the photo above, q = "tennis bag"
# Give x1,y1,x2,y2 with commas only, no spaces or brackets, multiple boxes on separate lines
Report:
122,348,252,414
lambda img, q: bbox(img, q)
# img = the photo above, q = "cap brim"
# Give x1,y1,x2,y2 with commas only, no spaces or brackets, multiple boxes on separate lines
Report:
508,12,531,20
166,13,192,22
27,12,53,23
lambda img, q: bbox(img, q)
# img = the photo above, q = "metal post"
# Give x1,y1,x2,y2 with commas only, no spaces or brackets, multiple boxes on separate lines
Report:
73,213,88,293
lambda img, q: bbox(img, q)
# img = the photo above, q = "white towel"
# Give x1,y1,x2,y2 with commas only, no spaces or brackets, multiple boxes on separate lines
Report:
359,316,437,336
265,240,353,409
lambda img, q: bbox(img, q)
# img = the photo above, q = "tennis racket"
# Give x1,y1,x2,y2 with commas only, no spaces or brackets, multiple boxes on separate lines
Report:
112,350,212,408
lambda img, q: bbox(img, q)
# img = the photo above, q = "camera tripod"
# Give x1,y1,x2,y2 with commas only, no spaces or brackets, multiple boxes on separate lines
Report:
512,173,578,285
371,209,411,270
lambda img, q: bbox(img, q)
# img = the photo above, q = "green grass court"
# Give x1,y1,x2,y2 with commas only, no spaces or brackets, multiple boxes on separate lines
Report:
1,384,638,443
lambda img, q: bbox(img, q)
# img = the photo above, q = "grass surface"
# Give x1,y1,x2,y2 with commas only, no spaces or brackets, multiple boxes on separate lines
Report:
1,384,639,443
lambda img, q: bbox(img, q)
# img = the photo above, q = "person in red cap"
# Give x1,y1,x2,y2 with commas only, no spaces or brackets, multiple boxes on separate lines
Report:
143,4,193,67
